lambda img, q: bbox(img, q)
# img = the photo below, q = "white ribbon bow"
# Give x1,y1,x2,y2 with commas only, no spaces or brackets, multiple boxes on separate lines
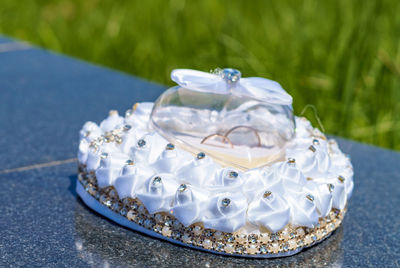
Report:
171,68,293,105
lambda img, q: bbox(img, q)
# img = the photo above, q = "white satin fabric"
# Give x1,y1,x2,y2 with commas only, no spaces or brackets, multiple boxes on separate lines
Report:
151,149,193,174
171,69,293,105
286,138,331,179
79,121,102,142
114,164,155,199
78,103,354,233
96,152,128,188
175,156,221,188
99,112,124,132
125,102,153,130
136,173,179,214
202,192,248,232
303,181,333,217
171,185,209,226
131,133,169,164
247,189,290,233
285,191,319,228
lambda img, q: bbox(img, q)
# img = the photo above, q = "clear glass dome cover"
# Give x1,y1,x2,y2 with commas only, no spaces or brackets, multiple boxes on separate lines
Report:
150,68,295,170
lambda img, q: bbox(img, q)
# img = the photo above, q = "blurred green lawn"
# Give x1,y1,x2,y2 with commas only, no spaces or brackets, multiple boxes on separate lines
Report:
1,0,399,149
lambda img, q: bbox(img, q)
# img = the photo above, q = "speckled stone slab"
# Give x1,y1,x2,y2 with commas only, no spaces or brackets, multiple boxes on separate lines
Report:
0,39,165,170
0,36,13,43
0,36,399,267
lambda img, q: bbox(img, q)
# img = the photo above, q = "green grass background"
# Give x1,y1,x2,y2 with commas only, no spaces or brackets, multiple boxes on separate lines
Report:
1,0,399,149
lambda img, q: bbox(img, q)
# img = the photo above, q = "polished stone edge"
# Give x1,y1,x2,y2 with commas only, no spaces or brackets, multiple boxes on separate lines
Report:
76,167,346,258
0,39,32,53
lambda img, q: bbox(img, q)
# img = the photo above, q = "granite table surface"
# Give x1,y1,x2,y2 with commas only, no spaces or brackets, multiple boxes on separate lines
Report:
0,36,399,267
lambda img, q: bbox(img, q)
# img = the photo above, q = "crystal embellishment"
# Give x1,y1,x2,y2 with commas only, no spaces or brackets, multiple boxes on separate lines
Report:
152,176,162,186
166,143,175,150
248,234,258,244
123,124,132,131
287,158,295,165
306,194,315,202
221,68,241,84
327,183,335,193
178,184,187,192
137,139,146,148
125,109,132,117
221,198,231,207
197,152,206,159
263,190,272,199
125,159,134,166
228,171,238,179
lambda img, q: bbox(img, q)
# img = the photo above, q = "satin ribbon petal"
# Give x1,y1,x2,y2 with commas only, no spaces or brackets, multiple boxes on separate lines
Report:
171,69,293,105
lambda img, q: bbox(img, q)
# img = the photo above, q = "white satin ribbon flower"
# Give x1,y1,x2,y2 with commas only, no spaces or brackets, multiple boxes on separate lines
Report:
303,180,333,217
175,154,221,188
130,132,169,164
342,169,354,199
266,161,320,227
242,168,271,200
247,189,290,233
207,168,244,193
78,139,90,164
286,139,331,179
125,102,154,131
202,192,247,233
272,161,307,193
328,141,354,199
113,163,156,199
80,121,102,142
323,175,348,210
86,148,101,170
118,128,147,154
286,191,319,228
136,173,179,214
294,117,314,139
171,68,293,105
170,184,209,226
95,152,128,188
100,111,124,132
242,166,286,201
151,146,193,173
